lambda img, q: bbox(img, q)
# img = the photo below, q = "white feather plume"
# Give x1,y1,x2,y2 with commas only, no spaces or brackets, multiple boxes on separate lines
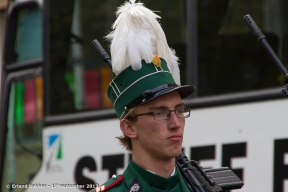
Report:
106,1,181,85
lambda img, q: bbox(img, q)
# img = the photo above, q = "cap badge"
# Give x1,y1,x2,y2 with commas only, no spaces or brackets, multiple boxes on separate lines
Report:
152,55,161,67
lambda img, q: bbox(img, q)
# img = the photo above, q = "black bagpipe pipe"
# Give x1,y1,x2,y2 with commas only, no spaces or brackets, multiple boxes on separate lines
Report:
91,39,112,69
92,39,244,192
243,14,288,97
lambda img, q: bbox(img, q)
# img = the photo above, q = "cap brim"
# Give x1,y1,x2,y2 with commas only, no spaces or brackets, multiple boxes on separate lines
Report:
126,84,195,109
147,84,196,103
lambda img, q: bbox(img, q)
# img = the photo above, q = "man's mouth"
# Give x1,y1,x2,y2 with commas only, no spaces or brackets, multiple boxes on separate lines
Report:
168,135,182,142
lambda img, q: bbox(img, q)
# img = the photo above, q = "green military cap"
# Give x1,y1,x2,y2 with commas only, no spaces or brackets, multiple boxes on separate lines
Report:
107,57,195,119
105,1,195,119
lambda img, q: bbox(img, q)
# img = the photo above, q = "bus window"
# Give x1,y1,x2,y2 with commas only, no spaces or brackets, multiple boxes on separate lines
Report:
5,3,42,65
196,0,288,96
48,0,188,115
47,0,288,116
1,75,43,192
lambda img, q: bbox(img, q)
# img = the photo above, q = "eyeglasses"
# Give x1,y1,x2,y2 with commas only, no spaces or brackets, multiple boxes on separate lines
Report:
134,108,191,121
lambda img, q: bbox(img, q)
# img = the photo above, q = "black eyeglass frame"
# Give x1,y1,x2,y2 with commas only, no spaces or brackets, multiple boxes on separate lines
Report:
133,107,191,121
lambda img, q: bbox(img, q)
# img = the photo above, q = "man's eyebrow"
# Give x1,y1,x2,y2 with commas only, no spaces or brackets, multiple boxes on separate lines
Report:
149,103,185,110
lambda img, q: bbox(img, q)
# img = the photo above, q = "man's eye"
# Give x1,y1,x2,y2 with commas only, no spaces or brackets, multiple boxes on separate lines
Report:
176,109,184,114
154,111,165,116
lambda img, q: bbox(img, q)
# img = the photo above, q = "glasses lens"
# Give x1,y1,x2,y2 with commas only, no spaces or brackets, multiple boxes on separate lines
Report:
183,108,190,118
153,110,169,120
176,108,190,119
153,108,190,120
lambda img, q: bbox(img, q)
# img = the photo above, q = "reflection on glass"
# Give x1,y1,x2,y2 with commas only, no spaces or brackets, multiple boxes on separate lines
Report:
14,77,43,139
15,5,42,63
2,77,43,192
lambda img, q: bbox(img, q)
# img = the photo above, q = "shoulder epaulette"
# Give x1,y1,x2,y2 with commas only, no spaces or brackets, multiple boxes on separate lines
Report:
92,174,123,192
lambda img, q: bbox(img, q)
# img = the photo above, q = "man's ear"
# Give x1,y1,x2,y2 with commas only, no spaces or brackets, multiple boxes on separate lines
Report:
120,119,137,139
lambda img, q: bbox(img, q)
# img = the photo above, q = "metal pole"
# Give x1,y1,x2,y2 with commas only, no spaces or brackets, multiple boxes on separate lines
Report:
186,0,198,98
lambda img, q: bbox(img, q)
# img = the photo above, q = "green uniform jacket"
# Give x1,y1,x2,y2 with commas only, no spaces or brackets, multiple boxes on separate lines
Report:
89,160,191,192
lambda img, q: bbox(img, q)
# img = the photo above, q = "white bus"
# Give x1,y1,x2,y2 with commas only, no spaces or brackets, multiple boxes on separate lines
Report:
0,0,288,191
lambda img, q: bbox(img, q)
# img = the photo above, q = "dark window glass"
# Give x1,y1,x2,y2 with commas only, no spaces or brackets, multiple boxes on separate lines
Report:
1,76,43,192
48,0,187,115
48,0,288,115
197,0,288,96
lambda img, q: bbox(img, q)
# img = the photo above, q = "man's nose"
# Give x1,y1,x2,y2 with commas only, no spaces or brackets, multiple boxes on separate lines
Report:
168,111,181,129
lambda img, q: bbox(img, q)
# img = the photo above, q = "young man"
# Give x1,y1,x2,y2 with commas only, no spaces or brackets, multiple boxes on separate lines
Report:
91,1,195,191
91,60,195,192
90,1,244,191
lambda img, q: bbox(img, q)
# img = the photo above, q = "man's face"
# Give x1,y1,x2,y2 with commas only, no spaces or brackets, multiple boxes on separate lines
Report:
132,91,185,160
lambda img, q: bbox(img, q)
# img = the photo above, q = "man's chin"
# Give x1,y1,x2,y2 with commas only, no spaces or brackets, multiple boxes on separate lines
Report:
169,148,183,158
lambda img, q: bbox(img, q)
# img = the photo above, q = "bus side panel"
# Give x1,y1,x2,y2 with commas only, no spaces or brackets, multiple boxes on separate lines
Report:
27,98,288,192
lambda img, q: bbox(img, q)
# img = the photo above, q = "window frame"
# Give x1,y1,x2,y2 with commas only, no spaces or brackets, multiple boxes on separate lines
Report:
0,0,44,187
